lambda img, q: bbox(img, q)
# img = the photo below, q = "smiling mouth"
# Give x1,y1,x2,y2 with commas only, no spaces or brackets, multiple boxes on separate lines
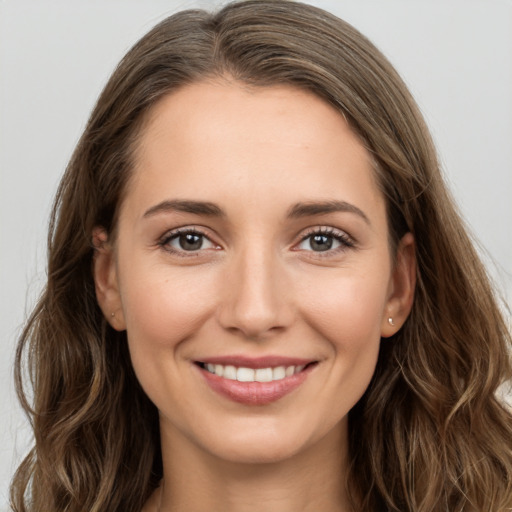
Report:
195,360,318,405
195,361,317,381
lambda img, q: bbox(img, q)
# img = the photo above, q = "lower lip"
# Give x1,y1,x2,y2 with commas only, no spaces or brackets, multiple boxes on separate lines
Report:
197,364,316,406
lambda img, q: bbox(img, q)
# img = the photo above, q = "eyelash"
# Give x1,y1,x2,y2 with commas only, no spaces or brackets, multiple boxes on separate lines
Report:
158,227,216,258
296,227,355,256
157,226,356,258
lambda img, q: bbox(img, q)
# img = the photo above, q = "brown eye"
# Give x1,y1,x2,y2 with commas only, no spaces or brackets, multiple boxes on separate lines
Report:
162,229,217,253
296,228,354,254
177,233,204,251
309,234,334,252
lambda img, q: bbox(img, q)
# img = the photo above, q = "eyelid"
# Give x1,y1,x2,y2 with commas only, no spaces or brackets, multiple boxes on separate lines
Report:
158,226,221,256
293,226,356,254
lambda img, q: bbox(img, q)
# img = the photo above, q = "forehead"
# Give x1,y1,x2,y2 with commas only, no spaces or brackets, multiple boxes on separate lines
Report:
125,80,384,224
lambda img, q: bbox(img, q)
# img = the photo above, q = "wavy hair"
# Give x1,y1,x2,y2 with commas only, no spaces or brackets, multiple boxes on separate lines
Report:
11,1,512,510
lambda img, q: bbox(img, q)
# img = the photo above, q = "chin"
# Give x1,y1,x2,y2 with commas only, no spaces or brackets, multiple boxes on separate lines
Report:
209,437,307,465
194,415,340,466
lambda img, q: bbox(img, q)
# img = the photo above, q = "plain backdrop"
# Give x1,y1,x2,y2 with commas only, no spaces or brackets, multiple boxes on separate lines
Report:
1,0,511,508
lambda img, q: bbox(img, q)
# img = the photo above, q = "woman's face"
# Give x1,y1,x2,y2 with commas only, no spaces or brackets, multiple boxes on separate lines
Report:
94,80,414,464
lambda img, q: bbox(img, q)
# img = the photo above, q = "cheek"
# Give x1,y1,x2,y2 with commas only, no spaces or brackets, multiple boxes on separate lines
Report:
298,270,389,348
279,267,391,442
294,263,390,401
119,263,220,352
118,263,222,411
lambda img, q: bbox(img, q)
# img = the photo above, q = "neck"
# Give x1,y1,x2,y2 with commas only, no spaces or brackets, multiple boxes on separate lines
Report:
152,418,353,512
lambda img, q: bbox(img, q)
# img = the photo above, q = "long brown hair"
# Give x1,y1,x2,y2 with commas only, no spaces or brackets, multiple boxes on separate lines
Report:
11,1,512,510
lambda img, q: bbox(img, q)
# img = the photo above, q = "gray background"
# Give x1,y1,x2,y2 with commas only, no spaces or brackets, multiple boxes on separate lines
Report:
1,0,511,508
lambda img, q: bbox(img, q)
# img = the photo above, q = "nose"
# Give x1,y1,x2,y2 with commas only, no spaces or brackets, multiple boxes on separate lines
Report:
216,244,294,340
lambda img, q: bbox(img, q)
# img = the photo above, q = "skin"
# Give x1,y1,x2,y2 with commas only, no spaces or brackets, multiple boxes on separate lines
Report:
94,80,416,512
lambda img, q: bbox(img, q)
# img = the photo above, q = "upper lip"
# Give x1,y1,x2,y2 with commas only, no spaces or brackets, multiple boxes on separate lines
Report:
196,355,316,369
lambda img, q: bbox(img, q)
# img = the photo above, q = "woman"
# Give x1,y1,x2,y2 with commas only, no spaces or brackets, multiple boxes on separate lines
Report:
10,1,512,511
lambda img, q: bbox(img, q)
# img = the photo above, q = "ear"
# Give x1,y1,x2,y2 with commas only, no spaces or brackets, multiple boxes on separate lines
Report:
92,227,126,331
381,232,416,338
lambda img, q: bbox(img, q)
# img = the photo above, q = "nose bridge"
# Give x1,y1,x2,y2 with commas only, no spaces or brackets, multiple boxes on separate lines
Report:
218,237,291,338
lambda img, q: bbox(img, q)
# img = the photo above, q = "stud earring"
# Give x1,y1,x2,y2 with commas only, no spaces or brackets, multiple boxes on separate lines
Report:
388,317,395,326
111,312,115,318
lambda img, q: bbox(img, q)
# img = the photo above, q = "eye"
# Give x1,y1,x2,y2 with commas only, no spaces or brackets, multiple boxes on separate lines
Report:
296,228,354,253
160,228,218,254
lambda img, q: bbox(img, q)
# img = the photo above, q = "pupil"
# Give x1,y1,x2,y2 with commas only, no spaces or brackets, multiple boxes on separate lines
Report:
311,234,332,251
179,233,202,251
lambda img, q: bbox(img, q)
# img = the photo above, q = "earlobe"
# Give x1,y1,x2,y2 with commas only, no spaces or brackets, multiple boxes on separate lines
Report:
92,227,126,331
381,232,416,338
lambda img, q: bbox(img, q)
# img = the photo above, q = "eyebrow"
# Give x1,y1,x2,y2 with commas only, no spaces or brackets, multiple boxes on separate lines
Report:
286,200,371,225
142,198,370,225
143,199,225,218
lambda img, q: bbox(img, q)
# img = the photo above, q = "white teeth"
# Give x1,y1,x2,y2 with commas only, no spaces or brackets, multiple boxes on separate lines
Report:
255,368,273,382
237,367,255,382
223,365,237,380
272,366,286,380
203,363,310,382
